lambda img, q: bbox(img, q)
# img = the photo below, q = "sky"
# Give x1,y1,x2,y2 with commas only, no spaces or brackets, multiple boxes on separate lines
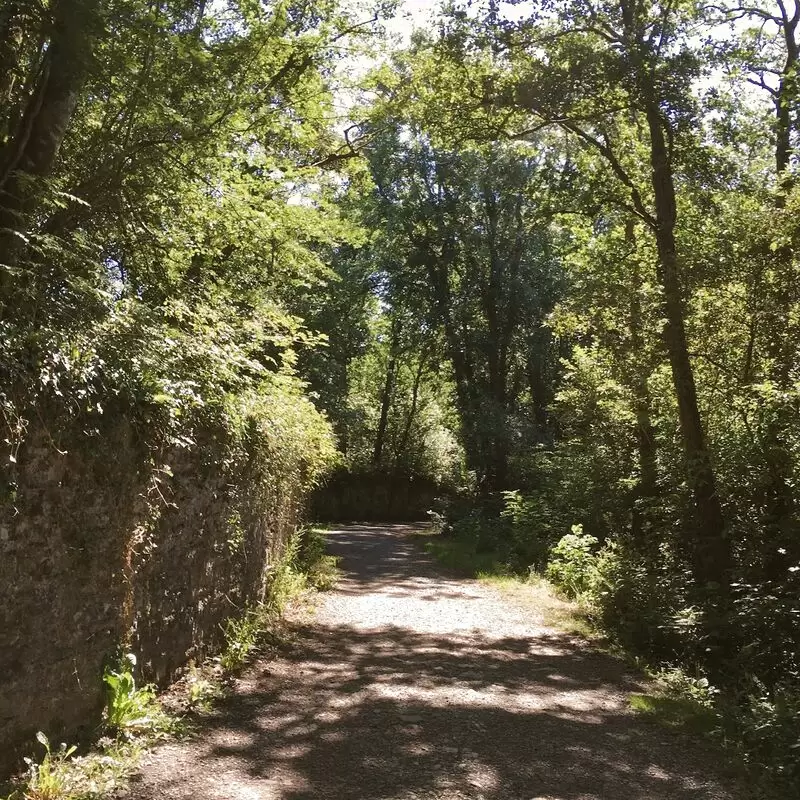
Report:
384,0,442,43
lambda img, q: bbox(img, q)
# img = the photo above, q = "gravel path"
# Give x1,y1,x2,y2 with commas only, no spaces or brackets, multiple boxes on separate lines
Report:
123,524,743,800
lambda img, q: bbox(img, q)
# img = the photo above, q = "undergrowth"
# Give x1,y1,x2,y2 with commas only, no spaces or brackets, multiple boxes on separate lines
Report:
2,656,178,800
419,520,797,799
219,526,340,672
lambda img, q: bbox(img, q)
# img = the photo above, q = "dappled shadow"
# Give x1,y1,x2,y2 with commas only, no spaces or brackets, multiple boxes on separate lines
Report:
187,626,730,799
324,524,449,594
123,525,741,800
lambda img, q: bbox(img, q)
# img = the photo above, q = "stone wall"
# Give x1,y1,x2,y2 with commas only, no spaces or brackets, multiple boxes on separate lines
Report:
0,414,300,777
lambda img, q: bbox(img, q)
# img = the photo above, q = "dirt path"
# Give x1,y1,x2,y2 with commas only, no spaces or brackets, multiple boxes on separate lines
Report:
123,524,742,800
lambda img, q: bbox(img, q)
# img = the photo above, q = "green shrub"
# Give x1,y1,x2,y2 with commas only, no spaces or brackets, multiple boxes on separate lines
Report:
103,654,167,735
723,681,800,794
588,537,698,662
545,525,600,598
501,489,559,570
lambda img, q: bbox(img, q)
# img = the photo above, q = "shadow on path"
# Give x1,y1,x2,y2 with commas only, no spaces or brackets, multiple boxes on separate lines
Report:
124,524,741,800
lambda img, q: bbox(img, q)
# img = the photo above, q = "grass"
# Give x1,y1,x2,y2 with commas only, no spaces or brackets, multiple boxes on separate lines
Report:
480,572,597,639
415,530,510,576
297,526,341,592
415,528,595,638
629,692,718,735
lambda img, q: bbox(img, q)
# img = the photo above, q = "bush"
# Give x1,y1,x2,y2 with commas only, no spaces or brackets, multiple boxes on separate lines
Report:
500,490,558,570
723,682,800,794
545,525,600,599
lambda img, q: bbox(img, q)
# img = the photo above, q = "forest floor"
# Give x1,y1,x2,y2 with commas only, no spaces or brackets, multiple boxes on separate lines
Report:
119,524,746,800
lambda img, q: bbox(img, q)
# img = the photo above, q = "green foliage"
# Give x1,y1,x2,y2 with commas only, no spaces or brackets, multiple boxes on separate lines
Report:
219,611,267,674
217,537,305,673
185,668,220,712
500,489,561,571
629,693,717,735
6,698,175,800
723,684,800,794
4,0,800,795
545,526,600,599
103,654,167,736
296,527,341,591
20,733,76,800
220,525,339,671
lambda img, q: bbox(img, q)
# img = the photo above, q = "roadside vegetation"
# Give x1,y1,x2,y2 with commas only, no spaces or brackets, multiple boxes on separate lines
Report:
419,517,795,798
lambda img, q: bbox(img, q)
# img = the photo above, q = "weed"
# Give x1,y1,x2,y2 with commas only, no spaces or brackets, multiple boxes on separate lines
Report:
629,692,717,735
219,531,324,672
185,666,220,711
296,527,341,591
103,654,171,736
425,509,446,533
219,610,264,672
20,733,75,800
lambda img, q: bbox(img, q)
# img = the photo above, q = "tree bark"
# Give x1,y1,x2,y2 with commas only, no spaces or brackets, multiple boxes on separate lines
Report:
760,3,799,577
396,349,427,465
774,6,798,202
373,319,401,467
0,0,26,115
625,219,658,543
645,103,732,598
0,0,101,298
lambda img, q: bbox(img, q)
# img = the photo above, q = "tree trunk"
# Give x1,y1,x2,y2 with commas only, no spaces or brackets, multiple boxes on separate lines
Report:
0,0,25,116
396,350,427,465
774,13,798,203
645,104,732,602
760,9,799,578
625,219,658,544
527,325,554,442
480,185,518,494
373,319,401,467
0,0,100,300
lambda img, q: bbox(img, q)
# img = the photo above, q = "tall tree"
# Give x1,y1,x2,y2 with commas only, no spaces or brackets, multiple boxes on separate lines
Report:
499,0,735,616
0,0,101,286
364,125,563,493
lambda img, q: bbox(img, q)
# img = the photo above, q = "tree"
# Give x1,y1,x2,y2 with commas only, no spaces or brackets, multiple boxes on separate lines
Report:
0,0,102,289
716,1,800,576
363,121,564,493
486,0,735,627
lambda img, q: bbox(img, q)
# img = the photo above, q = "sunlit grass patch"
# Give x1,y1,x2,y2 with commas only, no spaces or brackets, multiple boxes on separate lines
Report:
630,692,717,735
482,572,596,638
416,531,508,578
417,529,597,638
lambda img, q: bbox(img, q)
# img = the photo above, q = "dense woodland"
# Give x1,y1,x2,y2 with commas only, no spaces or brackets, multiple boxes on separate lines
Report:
1,0,799,794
